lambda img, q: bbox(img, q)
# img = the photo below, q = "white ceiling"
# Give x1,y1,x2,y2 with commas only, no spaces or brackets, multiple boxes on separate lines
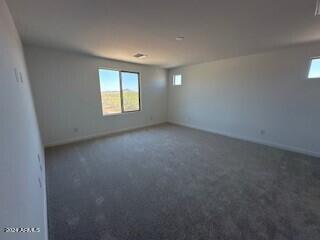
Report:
7,0,320,68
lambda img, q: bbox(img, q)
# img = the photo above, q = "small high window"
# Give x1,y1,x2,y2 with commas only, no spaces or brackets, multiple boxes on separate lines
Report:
308,58,320,79
98,69,141,115
173,74,182,86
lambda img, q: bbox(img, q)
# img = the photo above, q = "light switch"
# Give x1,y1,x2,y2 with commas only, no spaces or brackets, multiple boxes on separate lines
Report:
38,178,42,188
38,154,43,172
19,72,23,83
14,68,19,83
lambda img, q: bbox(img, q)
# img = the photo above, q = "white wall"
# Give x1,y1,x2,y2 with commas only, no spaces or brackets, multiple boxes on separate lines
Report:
168,44,320,157
0,1,48,240
25,45,167,146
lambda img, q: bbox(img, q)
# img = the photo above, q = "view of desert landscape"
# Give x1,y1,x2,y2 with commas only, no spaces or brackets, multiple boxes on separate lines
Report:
101,90,140,115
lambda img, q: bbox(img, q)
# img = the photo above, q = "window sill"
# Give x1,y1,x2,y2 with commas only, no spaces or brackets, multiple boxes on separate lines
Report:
102,110,141,117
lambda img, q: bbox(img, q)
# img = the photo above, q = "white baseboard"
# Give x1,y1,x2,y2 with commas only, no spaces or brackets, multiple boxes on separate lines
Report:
169,121,320,158
45,121,167,148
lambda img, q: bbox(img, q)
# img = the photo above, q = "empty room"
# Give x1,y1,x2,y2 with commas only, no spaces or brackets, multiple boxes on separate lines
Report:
1,0,320,239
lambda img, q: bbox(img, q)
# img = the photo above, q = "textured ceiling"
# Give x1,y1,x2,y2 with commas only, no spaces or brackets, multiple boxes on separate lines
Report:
7,0,320,68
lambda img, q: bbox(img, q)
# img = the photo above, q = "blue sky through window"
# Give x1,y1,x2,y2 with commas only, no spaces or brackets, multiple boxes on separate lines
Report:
308,58,320,78
99,69,139,92
121,72,139,92
99,69,120,92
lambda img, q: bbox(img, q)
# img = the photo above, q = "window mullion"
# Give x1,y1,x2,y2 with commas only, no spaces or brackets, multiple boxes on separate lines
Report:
119,71,124,113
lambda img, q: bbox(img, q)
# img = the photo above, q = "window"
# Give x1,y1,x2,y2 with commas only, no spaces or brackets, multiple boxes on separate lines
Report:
308,58,320,79
98,69,140,115
173,74,182,86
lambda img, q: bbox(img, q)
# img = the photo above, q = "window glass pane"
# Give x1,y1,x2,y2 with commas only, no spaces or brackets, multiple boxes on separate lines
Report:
308,58,320,78
173,74,182,85
98,69,121,115
121,72,140,112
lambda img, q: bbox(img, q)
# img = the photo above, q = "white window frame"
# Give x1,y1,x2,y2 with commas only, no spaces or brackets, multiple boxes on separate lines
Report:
98,68,141,116
173,74,182,86
307,57,320,79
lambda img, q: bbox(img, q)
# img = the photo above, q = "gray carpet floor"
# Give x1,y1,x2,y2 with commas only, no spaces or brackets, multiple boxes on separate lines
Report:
45,124,320,240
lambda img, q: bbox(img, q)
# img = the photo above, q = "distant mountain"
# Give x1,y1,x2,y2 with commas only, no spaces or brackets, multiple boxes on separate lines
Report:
122,89,136,92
